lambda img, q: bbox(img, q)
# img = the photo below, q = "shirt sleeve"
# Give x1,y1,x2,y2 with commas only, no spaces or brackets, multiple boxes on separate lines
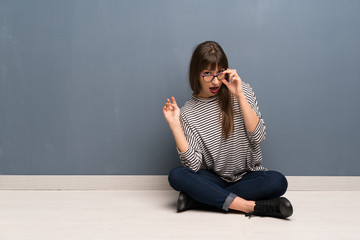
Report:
243,83,266,144
176,113,203,172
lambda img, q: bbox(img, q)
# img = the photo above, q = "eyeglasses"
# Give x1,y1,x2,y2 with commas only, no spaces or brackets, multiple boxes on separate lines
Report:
200,71,226,83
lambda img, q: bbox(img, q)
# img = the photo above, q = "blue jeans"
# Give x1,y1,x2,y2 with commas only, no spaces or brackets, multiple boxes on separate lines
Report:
168,166,288,211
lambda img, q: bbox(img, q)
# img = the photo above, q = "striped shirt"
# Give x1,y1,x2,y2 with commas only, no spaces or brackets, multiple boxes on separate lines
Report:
177,82,267,182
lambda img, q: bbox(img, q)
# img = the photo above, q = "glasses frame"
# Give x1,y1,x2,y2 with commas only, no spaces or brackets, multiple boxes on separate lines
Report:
200,71,226,83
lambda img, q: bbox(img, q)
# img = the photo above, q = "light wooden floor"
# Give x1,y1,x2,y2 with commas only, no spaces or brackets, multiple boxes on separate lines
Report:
0,190,359,240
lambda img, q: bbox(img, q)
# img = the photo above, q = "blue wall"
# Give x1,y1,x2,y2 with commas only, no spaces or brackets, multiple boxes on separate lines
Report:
1,0,359,175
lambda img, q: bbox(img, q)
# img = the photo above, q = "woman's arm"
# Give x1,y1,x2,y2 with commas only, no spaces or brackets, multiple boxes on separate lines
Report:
222,69,259,133
169,122,189,153
236,92,259,133
163,97,189,153
163,97,203,171
222,69,266,144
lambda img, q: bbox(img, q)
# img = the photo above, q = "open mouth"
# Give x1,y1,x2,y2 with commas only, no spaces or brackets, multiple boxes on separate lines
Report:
209,86,220,94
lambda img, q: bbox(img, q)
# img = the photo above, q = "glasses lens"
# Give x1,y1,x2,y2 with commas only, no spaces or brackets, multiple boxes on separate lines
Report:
217,72,225,80
203,76,214,82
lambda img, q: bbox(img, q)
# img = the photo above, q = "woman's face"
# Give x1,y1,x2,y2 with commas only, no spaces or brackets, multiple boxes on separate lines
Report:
197,66,225,98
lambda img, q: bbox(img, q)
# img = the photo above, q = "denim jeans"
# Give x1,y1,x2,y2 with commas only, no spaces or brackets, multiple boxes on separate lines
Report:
168,166,288,211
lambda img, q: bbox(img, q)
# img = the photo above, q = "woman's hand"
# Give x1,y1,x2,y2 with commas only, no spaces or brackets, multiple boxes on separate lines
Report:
221,68,244,98
163,96,181,128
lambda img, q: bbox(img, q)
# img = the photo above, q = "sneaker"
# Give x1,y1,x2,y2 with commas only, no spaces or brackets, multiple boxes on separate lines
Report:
245,197,293,219
177,192,196,213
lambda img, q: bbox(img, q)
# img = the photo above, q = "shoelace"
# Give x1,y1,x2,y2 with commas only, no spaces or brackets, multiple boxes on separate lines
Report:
245,199,282,219
245,212,254,219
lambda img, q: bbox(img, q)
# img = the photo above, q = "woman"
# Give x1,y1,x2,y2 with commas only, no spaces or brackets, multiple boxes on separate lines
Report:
162,41,293,219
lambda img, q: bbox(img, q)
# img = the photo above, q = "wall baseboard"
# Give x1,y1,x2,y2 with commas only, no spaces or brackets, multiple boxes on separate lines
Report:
0,175,359,191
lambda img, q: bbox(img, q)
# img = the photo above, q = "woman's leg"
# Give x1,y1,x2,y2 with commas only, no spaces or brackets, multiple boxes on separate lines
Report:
168,167,289,215
168,166,250,211
228,196,256,213
226,170,288,201
227,170,290,216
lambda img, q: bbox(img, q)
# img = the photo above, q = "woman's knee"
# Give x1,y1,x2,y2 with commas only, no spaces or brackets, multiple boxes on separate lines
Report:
265,171,288,197
273,171,288,196
168,166,191,191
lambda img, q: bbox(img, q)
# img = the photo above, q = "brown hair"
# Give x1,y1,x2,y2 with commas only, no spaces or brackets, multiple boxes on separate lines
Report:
189,41,234,139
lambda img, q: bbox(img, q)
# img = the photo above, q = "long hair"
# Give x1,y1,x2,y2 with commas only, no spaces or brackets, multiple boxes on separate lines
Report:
188,41,234,139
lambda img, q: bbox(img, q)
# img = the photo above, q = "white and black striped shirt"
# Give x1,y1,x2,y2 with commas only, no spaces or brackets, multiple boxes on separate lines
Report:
178,82,267,182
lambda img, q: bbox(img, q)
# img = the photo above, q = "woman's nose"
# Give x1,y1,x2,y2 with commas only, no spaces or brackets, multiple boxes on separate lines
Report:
212,76,220,84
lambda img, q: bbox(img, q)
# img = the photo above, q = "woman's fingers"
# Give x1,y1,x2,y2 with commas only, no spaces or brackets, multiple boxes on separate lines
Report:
223,69,236,82
163,101,175,112
171,96,178,107
163,105,168,114
164,101,171,111
166,103,173,111
222,79,230,87
223,68,236,74
223,68,241,83
164,97,178,109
